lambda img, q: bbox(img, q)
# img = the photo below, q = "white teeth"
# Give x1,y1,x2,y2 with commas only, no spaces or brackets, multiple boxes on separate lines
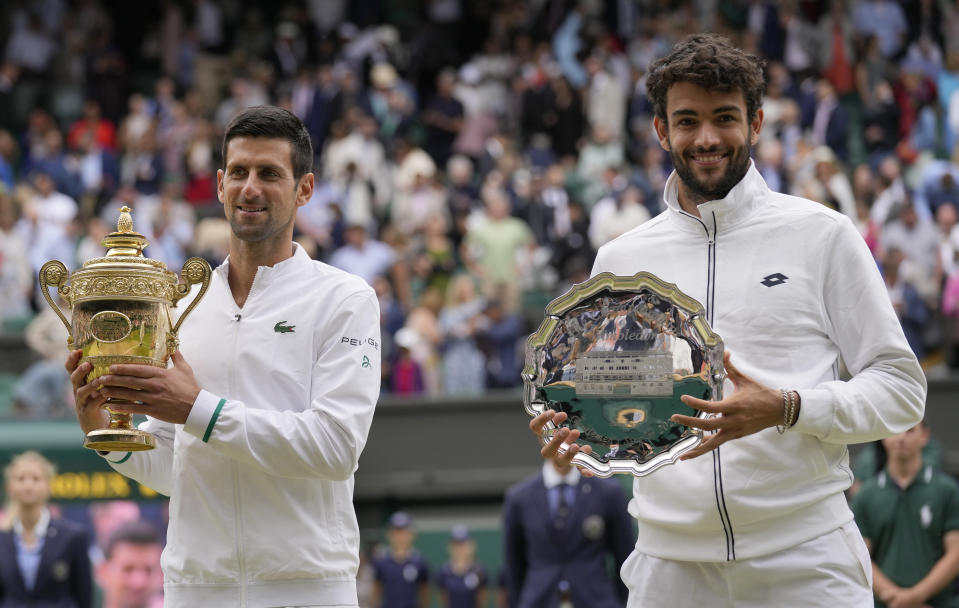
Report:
695,155,724,162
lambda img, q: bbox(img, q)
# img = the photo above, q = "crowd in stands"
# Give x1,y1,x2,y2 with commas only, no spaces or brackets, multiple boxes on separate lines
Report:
3,0,959,416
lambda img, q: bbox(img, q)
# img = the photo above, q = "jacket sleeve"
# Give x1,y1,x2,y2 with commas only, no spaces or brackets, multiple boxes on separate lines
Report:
69,525,93,608
101,416,176,496
503,487,527,608
793,215,927,443
180,289,380,480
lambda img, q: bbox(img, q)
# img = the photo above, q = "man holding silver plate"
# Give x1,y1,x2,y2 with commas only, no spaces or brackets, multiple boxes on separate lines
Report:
529,34,926,607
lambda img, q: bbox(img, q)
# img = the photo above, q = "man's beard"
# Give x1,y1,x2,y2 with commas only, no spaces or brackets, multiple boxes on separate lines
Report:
670,141,752,206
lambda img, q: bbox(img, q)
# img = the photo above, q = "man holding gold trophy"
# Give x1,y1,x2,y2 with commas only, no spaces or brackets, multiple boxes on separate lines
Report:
531,35,927,607
61,106,381,607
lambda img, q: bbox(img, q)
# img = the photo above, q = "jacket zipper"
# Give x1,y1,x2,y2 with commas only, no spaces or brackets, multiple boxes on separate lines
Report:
685,209,736,561
230,311,248,605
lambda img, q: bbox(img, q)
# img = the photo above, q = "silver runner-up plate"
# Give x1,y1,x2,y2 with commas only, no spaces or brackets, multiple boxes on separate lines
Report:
523,272,726,477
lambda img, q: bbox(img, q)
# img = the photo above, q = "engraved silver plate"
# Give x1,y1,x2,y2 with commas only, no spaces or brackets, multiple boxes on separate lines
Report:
523,272,725,477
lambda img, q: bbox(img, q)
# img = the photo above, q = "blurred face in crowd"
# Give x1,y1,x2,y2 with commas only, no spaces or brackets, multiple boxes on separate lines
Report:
217,137,312,251
881,424,929,463
936,203,957,234
449,538,475,563
97,541,163,608
654,82,762,211
388,526,414,554
5,458,50,510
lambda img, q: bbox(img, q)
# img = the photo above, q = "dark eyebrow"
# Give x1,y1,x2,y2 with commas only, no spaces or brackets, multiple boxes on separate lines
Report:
671,105,744,118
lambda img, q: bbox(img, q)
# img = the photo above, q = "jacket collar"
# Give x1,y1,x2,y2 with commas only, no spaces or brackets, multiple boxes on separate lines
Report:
663,160,770,236
542,461,580,488
215,241,311,287
12,507,50,539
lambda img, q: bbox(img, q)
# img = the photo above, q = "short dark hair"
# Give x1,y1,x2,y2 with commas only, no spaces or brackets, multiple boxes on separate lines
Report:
222,106,313,179
645,34,767,124
104,520,161,560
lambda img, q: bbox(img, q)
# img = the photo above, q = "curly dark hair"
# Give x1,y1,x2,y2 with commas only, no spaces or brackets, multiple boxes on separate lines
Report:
646,34,767,124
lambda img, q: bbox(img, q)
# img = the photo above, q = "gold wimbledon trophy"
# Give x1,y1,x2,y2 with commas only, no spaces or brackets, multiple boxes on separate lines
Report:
39,206,211,451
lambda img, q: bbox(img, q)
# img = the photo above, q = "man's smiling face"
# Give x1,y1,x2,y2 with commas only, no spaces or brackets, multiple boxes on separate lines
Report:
654,82,763,211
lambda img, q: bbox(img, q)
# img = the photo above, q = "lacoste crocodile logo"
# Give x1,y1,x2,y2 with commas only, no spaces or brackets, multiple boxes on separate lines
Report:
274,321,295,334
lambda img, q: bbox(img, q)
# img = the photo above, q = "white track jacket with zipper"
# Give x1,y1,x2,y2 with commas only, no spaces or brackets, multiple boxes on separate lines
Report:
591,162,926,562
102,244,381,607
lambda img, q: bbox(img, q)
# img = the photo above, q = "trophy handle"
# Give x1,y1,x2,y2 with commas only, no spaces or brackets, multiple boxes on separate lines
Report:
171,257,212,335
38,260,74,347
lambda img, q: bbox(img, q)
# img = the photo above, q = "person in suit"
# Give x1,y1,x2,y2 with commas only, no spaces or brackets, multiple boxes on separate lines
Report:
502,460,633,608
0,450,92,608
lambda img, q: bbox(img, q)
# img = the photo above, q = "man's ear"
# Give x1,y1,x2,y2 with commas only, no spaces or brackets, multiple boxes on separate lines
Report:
296,173,315,208
653,116,670,151
216,169,225,205
749,108,764,146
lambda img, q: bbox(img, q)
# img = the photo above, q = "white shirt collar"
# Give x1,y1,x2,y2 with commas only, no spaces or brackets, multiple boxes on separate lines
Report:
13,508,51,538
542,461,580,488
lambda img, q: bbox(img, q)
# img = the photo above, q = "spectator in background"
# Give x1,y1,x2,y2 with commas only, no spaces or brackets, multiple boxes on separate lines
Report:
542,75,585,160
883,246,930,359
18,170,78,304
329,223,397,286
477,297,524,390
809,79,848,163
435,526,488,608
438,274,487,395
67,99,116,152
881,200,942,308
853,0,909,60
422,69,465,169
0,130,16,193
0,191,32,327
0,450,92,608
871,155,913,226
72,129,119,217
95,520,164,608
577,125,625,206
589,183,651,250
810,146,857,219
462,188,535,314
584,54,626,141
502,459,632,608
852,422,959,607
87,500,143,566
12,302,72,419
914,159,959,216
372,512,430,608
863,80,902,163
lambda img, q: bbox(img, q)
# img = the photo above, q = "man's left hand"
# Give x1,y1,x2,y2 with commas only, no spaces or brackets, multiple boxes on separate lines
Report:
95,351,200,424
670,351,783,460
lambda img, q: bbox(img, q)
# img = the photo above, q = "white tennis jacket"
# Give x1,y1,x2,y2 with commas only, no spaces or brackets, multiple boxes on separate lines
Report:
103,244,381,607
591,163,926,561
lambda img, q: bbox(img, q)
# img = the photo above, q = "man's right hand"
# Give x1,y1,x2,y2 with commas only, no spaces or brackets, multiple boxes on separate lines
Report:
529,409,593,472
66,349,110,435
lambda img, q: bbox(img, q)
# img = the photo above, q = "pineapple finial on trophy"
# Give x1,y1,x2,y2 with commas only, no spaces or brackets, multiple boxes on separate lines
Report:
117,205,134,233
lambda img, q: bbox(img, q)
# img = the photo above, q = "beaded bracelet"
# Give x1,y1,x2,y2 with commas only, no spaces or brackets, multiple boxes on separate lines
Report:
776,389,798,434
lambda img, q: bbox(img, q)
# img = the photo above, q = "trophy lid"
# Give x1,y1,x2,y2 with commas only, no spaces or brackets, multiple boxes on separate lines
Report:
101,206,150,258
79,205,167,271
